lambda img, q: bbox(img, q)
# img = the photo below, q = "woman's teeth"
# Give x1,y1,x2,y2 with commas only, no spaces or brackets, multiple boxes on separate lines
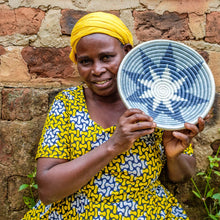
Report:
95,79,110,85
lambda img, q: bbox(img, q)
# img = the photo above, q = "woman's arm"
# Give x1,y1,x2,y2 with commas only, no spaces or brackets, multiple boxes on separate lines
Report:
37,109,156,205
163,117,205,182
37,141,120,205
165,152,196,182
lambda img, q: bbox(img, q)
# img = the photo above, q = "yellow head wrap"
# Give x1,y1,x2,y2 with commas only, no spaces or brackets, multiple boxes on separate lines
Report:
69,12,133,63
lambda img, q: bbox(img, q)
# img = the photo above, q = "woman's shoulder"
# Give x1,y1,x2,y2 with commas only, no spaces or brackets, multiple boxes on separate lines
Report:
48,85,84,113
55,84,83,101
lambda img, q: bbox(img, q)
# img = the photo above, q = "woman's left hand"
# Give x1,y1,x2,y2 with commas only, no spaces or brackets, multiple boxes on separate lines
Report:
163,117,206,159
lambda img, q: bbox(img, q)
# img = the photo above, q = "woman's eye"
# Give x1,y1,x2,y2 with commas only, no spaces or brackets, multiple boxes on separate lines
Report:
80,59,90,65
102,55,112,62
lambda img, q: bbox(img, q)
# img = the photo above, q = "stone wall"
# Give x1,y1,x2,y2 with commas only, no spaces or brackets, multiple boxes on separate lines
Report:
0,0,220,219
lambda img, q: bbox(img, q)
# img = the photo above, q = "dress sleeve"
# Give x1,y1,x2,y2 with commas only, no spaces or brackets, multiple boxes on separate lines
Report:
36,92,71,160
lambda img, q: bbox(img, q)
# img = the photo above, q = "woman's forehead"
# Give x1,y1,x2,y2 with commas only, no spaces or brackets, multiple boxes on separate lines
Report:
76,34,121,50
80,33,118,43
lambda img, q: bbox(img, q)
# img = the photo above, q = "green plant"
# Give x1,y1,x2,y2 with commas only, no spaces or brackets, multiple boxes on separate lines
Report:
191,146,220,220
19,168,38,209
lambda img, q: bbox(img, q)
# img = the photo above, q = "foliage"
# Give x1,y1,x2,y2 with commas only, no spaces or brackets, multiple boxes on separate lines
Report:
191,146,220,220
19,168,38,209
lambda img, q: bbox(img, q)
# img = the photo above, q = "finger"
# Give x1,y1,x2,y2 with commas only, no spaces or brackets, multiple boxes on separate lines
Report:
205,108,214,120
204,114,210,121
197,117,205,132
172,131,191,148
139,128,155,135
123,108,145,117
130,121,157,132
134,126,156,136
124,111,154,124
184,122,200,137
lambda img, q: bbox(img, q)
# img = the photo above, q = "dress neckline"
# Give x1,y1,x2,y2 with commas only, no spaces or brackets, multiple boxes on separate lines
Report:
78,85,116,132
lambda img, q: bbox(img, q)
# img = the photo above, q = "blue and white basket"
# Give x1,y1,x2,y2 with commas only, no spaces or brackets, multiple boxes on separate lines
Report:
117,39,215,130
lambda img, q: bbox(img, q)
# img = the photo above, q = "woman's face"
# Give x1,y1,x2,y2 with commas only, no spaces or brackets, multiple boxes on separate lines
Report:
76,33,131,97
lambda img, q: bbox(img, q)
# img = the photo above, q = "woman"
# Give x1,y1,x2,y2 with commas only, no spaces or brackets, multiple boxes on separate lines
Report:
23,12,206,219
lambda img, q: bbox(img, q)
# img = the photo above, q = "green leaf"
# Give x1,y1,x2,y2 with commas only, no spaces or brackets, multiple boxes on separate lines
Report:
212,193,220,201
207,188,214,198
27,173,34,178
19,184,29,191
23,196,36,209
208,156,215,162
205,176,211,181
210,163,216,169
192,190,202,199
27,169,37,178
196,172,206,176
213,162,219,168
32,184,38,189
214,171,220,176
208,214,219,220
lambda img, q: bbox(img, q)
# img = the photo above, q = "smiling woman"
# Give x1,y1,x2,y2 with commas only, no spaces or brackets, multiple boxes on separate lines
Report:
75,33,131,98
22,12,207,220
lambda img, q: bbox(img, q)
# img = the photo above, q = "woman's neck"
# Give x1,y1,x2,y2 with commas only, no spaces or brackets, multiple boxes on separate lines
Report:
84,87,122,104
83,87,127,128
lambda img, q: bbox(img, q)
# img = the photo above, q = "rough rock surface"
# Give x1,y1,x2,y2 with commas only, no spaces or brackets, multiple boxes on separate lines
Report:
21,47,77,79
0,5,45,36
133,10,193,41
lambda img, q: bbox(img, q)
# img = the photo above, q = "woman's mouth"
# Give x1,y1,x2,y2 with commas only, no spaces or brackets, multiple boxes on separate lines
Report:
94,79,111,85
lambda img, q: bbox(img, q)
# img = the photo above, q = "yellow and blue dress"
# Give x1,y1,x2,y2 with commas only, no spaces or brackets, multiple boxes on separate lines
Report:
23,85,192,219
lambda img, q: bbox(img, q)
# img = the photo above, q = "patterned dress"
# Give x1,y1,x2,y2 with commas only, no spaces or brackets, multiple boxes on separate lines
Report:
23,85,192,220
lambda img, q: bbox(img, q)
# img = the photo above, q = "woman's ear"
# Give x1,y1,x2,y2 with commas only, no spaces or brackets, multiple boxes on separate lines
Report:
123,44,133,54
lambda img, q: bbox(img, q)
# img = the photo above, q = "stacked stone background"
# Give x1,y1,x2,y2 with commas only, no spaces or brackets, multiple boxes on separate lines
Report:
0,0,220,219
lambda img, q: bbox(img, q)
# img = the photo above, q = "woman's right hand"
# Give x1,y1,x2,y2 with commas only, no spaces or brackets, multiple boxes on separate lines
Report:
108,108,157,155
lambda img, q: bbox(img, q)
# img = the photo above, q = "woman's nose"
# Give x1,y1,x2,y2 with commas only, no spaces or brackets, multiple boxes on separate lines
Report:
92,61,105,75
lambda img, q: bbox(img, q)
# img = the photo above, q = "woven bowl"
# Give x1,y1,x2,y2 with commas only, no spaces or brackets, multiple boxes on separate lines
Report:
117,39,215,130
